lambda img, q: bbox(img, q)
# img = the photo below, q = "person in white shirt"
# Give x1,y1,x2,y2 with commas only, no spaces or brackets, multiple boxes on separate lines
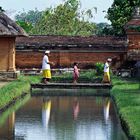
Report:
42,50,53,84
102,58,112,83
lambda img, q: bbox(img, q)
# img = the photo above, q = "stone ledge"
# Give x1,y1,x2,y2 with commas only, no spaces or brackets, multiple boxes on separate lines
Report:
0,71,20,80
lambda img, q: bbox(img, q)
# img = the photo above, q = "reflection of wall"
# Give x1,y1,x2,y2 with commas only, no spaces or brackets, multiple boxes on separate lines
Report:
0,112,15,139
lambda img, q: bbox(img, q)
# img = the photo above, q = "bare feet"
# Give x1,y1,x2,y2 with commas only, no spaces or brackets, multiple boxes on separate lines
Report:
73,81,77,84
44,79,50,84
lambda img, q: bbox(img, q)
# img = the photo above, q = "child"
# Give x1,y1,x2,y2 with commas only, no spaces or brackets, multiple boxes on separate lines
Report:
73,62,80,84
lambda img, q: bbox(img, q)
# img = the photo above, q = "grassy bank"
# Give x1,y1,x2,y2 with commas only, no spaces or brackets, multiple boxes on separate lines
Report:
0,70,101,110
0,75,41,110
111,77,140,140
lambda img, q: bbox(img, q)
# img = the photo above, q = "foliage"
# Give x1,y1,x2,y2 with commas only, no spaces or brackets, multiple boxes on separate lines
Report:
15,8,42,33
16,21,33,33
95,23,114,36
95,62,104,75
14,0,110,36
15,8,43,25
107,0,140,36
31,0,96,36
127,25,140,32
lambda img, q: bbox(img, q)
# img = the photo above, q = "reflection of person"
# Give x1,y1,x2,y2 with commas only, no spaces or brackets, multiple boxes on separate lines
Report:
42,99,51,127
42,50,53,84
102,58,112,83
73,62,80,84
103,99,110,122
73,99,79,120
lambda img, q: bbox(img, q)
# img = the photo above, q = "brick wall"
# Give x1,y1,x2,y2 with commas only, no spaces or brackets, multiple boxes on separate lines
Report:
127,34,140,60
15,50,126,69
15,35,127,69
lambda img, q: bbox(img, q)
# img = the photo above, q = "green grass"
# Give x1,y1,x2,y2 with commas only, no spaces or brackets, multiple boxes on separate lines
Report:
0,94,30,125
0,75,41,109
111,77,140,140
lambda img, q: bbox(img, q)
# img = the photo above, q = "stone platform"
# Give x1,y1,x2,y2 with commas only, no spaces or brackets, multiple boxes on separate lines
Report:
31,83,112,90
0,71,20,81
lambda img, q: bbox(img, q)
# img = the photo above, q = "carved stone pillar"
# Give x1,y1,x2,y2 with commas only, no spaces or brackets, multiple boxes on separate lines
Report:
8,38,16,72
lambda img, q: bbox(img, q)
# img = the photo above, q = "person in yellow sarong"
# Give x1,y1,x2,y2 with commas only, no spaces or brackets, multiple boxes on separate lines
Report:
42,50,54,84
102,58,112,83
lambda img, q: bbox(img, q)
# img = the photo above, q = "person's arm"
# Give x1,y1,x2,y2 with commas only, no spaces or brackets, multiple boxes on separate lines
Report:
44,56,54,65
48,61,54,65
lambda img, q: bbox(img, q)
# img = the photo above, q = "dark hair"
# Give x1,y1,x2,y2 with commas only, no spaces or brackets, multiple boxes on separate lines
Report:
74,62,78,66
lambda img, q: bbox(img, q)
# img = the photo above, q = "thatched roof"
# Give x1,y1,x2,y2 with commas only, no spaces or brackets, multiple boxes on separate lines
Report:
0,12,28,37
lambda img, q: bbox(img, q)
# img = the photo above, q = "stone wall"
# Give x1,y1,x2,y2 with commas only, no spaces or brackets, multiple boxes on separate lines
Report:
15,51,126,69
16,35,127,69
127,34,140,61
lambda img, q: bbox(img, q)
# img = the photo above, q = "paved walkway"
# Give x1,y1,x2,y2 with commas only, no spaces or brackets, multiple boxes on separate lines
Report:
0,82,9,88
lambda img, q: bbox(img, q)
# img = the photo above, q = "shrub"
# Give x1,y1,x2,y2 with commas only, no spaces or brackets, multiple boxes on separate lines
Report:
95,62,104,75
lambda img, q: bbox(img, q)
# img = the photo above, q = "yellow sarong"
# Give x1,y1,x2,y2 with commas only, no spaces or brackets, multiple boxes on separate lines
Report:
102,72,110,83
42,69,51,79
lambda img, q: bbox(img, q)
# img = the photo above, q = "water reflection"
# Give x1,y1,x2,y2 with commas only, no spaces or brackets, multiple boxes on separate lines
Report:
104,99,111,122
42,98,51,127
73,98,80,120
0,94,30,140
0,91,127,140
0,112,15,140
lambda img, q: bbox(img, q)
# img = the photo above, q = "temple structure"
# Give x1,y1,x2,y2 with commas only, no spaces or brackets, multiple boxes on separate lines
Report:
0,7,138,76
15,7,140,72
125,6,140,61
0,12,27,79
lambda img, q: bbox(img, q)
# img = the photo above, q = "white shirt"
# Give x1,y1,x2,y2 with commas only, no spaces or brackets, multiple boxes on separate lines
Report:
42,55,50,70
104,62,109,72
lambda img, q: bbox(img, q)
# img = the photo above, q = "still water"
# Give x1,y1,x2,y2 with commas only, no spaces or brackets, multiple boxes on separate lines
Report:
0,90,127,140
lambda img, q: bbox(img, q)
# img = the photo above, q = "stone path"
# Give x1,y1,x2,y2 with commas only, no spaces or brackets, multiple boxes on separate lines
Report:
31,82,112,89
0,82,8,88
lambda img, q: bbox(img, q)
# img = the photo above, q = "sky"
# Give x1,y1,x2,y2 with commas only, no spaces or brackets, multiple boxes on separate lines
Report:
0,0,113,23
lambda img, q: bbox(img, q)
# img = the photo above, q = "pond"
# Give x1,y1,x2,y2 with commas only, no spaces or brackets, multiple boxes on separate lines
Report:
0,89,127,140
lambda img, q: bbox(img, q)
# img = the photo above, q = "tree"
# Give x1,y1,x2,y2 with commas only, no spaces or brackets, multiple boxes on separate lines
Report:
31,0,96,36
16,21,33,33
107,0,140,36
95,23,114,35
15,8,43,25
